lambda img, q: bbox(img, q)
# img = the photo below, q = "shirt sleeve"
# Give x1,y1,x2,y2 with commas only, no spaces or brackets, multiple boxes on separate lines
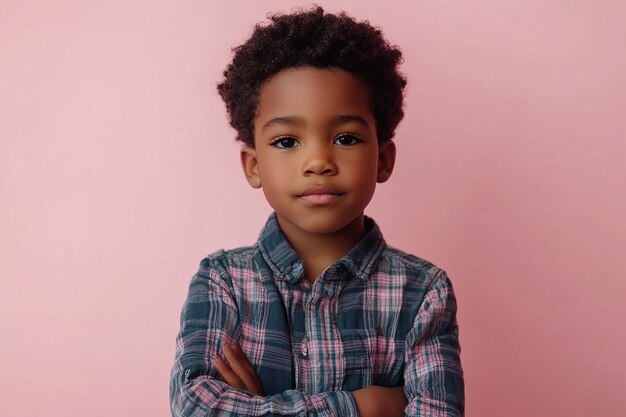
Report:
169,257,360,417
403,270,465,416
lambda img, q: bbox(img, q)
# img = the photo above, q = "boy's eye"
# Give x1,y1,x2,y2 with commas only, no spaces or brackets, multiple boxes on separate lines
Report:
271,137,299,149
334,133,362,146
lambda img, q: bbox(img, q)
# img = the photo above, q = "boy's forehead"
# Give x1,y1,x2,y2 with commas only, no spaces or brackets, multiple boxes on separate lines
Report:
255,67,373,123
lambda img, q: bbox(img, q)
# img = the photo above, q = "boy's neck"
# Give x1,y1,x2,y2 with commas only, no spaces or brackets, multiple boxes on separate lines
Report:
276,213,366,283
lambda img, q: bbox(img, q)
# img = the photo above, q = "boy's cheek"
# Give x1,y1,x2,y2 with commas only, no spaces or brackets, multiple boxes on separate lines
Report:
261,166,297,188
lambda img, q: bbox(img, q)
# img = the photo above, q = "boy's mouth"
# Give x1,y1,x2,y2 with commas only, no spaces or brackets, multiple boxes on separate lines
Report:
297,185,343,204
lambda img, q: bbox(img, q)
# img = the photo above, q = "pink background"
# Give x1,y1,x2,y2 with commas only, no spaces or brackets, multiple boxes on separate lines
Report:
1,1,625,416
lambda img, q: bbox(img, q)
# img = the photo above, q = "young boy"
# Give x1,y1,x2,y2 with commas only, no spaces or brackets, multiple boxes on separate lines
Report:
170,7,464,417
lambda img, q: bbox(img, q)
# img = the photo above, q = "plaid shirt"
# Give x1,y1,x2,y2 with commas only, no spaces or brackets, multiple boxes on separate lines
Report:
170,213,464,416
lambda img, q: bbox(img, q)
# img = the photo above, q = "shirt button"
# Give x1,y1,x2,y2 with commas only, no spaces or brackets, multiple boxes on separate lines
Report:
300,339,308,357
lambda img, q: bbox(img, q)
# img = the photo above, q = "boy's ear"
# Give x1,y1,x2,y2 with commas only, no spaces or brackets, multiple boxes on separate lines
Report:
240,146,262,188
377,140,396,183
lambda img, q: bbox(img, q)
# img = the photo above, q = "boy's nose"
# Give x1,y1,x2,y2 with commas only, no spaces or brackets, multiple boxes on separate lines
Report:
302,145,337,176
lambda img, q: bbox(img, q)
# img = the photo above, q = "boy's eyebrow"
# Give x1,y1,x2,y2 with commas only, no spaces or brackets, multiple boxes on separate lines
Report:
331,114,370,128
261,114,371,131
262,116,303,131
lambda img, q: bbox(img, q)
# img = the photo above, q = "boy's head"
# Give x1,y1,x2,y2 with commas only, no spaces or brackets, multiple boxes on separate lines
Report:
217,6,406,147
217,7,406,236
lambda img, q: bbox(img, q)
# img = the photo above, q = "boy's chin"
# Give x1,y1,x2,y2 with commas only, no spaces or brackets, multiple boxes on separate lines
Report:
276,211,364,236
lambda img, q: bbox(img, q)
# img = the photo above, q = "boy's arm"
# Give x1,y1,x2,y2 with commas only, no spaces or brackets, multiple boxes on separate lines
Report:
403,270,465,416
169,260,360,417
217,341,408,417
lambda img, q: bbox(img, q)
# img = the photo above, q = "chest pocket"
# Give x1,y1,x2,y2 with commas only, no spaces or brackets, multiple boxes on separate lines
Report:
340,326,405,390
341,327,374,390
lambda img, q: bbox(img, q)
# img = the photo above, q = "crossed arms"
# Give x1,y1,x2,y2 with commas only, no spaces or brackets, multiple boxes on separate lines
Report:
169,262,464,417
212,340,407,417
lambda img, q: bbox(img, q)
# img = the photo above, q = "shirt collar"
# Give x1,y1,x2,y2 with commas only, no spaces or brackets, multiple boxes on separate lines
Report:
257,212,386,283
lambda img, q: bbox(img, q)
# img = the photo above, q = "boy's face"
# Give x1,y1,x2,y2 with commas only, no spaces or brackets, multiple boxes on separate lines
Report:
241,67,395,236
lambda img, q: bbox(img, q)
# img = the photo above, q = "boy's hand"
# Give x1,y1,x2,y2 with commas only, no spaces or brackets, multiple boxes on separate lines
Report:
352,386,407,417
212,342,264,396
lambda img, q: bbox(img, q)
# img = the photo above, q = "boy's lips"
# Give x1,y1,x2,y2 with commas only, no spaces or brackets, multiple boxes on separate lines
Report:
297,185,344,204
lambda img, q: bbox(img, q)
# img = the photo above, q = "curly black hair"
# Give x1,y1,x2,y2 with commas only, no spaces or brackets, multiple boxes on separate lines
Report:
217,6,407,147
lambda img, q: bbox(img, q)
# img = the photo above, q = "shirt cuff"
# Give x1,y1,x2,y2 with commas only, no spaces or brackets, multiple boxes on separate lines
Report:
324,391,360,417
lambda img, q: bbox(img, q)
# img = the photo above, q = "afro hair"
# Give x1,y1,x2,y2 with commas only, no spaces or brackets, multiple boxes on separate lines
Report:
217,6,407,147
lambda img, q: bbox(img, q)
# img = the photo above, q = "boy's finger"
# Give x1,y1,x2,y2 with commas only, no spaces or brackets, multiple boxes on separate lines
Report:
223,343,264,395
222,343,253,380
231,343,264,394
212,355,245,390
231,343,255,373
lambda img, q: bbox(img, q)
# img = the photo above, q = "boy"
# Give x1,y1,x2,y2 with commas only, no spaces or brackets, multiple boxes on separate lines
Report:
170,6,464,417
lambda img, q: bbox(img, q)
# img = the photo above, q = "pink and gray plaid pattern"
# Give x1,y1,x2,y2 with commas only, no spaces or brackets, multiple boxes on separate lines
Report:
170,213,464,416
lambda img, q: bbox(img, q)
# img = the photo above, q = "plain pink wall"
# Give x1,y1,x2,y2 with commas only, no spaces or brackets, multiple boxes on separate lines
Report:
1,1,625,416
